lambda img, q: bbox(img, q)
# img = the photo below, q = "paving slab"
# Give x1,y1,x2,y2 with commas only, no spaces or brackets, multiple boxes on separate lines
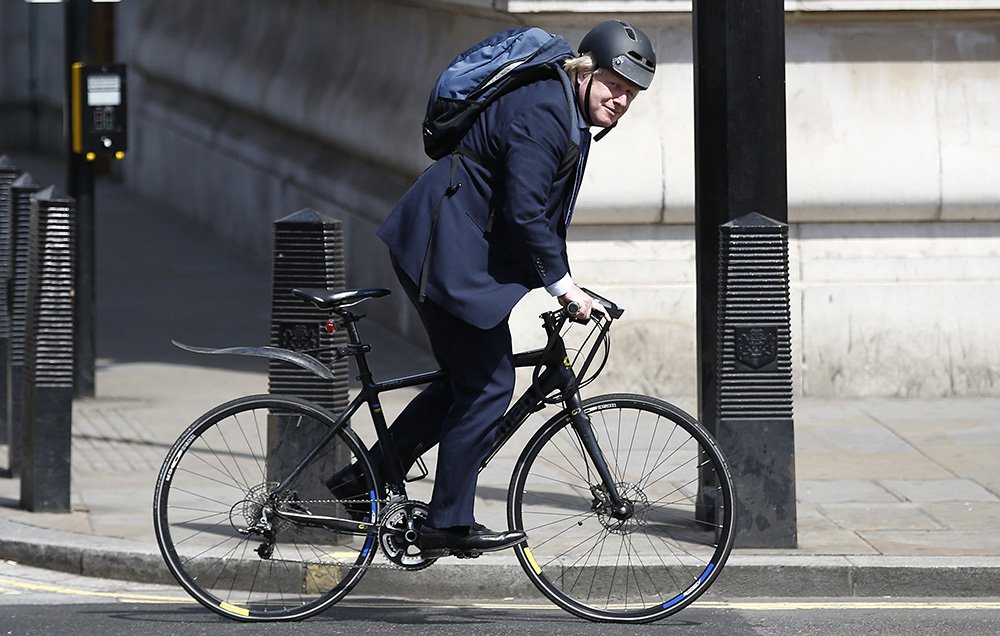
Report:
1,154,999,599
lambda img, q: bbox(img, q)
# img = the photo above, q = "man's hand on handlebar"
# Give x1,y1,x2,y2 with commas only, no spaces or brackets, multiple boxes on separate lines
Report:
558,285,601,321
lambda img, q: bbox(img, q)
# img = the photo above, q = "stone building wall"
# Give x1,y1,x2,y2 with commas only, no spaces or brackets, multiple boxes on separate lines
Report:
3,1,998,396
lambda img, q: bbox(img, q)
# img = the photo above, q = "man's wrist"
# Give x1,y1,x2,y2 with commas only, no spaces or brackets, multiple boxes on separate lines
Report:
546,274,574,297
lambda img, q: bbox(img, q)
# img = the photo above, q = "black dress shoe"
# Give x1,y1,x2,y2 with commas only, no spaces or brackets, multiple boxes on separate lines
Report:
324,466,373,521
418,523,526,557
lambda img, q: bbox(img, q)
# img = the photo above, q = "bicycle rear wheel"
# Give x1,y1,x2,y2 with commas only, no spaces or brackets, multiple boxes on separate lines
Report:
153,394,379,621
509,393,735,623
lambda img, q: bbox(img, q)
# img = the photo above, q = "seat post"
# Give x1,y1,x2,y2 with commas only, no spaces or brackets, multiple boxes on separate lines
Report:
339,312,376,385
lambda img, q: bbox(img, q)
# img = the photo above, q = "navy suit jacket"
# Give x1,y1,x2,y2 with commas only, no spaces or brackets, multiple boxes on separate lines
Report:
378,74,590,330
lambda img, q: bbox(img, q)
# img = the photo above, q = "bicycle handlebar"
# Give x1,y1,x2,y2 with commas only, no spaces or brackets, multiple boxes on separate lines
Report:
564,288,624,321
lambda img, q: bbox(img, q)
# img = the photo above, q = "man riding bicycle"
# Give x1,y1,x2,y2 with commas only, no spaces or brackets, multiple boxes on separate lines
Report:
332,20,656,557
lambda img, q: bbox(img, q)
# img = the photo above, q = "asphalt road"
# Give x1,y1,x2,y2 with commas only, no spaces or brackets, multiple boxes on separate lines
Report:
2,560,999,636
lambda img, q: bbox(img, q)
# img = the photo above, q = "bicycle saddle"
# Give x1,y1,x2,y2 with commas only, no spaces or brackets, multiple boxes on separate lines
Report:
292,287,390,310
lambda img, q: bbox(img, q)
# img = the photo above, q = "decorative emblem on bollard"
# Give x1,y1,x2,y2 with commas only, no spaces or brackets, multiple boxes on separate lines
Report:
278,323,320,352
734,326,778,370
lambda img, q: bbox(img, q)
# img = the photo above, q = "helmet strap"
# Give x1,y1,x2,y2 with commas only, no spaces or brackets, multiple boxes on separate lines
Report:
594,121,616,142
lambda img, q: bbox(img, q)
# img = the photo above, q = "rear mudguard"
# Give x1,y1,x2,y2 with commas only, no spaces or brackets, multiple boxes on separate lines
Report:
171,340,335,380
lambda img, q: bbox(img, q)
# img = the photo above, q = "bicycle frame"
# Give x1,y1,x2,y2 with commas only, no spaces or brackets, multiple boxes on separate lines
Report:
197,302,629,534
354,307,628,515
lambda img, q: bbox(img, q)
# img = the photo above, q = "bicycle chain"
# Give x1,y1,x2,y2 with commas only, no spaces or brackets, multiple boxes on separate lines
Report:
276,496,428,571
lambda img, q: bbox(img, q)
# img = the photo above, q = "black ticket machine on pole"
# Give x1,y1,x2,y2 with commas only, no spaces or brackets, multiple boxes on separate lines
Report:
71,62,127,161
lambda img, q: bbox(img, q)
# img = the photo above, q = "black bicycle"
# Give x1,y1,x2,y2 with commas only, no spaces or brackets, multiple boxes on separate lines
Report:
153,287,735,623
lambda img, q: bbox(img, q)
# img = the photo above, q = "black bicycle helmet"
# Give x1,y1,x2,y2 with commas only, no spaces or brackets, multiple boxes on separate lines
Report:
579,20,656,90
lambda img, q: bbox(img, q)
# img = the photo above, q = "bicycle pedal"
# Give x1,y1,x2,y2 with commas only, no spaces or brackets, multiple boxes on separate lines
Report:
452,550,482,559
418,547,450,559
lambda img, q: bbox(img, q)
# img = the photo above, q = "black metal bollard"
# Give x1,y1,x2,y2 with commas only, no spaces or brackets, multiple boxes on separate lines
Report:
0,155,23,448
267,209,349,509
715,212,796,548
5,172,41,476
20,187,75,512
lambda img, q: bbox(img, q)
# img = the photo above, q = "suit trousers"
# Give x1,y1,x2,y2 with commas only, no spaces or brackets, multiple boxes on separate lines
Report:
374,261,515,529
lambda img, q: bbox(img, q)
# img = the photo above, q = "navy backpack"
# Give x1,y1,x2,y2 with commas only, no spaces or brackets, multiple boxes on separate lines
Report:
421,27,580,161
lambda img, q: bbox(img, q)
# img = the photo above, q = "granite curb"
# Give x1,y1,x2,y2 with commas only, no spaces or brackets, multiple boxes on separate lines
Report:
3,517,999,600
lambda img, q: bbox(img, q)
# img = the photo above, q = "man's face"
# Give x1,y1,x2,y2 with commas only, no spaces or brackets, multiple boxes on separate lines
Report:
577,69,640,128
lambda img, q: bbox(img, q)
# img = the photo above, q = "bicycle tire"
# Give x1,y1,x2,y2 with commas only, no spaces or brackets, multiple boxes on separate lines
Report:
508,393,735,623
153,394,380,621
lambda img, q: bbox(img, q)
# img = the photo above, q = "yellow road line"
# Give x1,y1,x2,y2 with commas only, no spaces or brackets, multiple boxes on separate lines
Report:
0,577,997,612
335,599,1000,612
0,577,193,604
698,600,1000,611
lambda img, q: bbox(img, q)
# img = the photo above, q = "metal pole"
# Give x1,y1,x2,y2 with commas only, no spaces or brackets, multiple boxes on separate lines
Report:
694,0,789,435
693,0,795,547
65,0,96,398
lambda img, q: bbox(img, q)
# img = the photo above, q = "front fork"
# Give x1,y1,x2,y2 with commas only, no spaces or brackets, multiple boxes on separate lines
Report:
562,385,633,520
532,317,632,520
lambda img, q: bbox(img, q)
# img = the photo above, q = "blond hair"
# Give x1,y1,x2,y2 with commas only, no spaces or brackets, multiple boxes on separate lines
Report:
562,53,595,77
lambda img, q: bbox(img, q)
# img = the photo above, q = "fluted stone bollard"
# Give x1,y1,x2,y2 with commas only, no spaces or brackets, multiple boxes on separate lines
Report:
715,212,796,548
20,187,76,511
5,173,41,476
267,209,349,513
0,155,23,447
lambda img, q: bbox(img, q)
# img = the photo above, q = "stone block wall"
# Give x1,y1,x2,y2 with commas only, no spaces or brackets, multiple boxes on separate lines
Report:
3,0,998,397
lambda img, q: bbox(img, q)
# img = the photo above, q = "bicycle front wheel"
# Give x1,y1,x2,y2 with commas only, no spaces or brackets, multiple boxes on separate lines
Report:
509,393,735,623
153,394,379,621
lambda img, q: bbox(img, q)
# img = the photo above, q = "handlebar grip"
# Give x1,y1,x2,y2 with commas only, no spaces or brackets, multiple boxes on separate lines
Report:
564,300,606,320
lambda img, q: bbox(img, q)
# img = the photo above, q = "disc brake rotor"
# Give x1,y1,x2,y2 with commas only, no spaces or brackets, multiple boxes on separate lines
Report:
595,482,648,535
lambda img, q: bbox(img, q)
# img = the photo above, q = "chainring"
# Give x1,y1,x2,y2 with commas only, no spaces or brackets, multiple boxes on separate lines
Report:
377,500,436,571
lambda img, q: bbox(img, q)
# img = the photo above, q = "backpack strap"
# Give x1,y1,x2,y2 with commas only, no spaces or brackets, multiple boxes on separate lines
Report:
418,152,462,302
555,69,581,175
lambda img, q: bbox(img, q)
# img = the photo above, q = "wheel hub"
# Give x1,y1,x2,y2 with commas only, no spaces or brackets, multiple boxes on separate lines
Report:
593,482,649,534
231,482,309,559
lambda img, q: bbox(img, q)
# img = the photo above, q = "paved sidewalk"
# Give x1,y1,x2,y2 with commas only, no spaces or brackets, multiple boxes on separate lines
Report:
1,154,999,599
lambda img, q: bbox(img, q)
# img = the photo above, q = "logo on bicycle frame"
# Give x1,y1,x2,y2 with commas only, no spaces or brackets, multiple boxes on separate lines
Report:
586,402,619,413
